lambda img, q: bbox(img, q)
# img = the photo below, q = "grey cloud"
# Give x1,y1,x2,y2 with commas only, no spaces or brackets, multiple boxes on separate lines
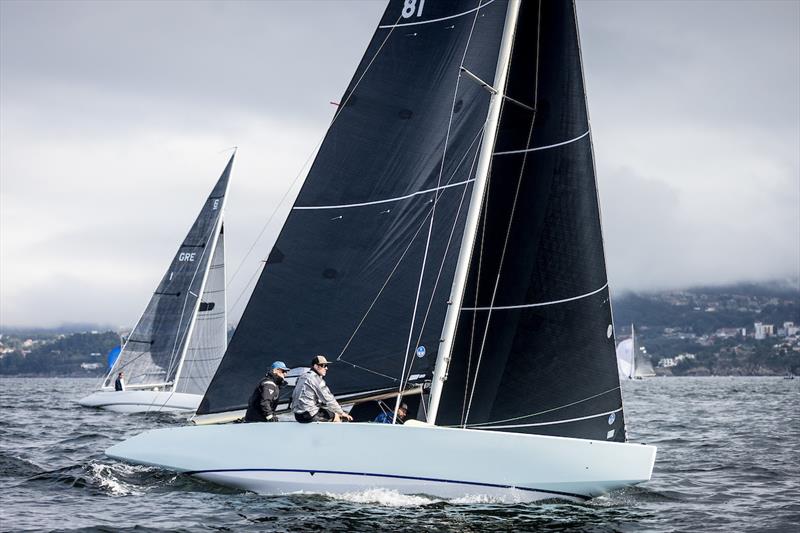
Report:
1,0,798,327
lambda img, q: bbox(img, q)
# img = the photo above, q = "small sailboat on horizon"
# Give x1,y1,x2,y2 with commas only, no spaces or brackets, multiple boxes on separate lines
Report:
107,0,655,501
617,324,656,380
79,154,234,413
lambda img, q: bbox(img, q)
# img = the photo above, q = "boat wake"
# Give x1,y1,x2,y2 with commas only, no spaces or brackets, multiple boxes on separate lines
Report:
312,488,533,507
325,487,440,507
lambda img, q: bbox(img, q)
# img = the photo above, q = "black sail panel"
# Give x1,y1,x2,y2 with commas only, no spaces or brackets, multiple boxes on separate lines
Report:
107,155,233,388
199,1,510,415
437,0,626,441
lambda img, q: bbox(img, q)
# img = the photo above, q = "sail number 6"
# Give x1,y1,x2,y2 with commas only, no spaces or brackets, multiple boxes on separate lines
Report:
401,0,425,19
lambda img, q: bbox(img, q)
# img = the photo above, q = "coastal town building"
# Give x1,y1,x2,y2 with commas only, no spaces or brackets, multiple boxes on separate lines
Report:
754,322,775,340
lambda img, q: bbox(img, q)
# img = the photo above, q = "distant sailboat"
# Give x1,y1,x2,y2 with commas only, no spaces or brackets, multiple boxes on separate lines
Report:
79,155,233,412
617,324,656,379
108,0,655,501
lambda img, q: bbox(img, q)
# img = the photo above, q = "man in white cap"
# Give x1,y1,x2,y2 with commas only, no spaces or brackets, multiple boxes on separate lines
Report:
292,355,353,423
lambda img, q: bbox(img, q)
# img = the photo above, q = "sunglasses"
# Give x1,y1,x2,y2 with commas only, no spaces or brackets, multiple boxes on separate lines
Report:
317,363,329,368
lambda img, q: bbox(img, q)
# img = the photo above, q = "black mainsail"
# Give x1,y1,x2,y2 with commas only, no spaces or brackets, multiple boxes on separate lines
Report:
105,155,233,391
200,0,626,444
435,0,626,441
103,0,655,503
198,0,510,416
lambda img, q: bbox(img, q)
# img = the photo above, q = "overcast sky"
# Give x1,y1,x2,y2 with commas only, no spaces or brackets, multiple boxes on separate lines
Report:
1,0,798,328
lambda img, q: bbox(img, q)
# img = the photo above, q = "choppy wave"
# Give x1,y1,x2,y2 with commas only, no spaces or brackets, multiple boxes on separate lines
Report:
0,452,44,478
0,377,798,532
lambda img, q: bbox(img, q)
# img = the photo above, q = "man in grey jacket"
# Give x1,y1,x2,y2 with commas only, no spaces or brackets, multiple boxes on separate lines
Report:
292,355,353,423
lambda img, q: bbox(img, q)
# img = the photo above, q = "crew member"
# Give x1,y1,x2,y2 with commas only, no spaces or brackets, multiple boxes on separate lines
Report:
374,402,408,424
292,355,352,423
245,361,291,422
114,372,124,391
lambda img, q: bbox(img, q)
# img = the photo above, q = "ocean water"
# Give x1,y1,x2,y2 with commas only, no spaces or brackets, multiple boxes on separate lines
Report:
0,377,797,532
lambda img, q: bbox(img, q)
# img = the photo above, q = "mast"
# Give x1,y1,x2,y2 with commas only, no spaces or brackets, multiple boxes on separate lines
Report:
427,0,522,425
171,157,233,391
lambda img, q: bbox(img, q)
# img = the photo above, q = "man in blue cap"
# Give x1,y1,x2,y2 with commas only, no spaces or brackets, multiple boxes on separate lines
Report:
244,361,291,423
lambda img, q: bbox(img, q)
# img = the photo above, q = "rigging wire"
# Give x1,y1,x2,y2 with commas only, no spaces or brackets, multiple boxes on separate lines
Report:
335,125,486,381
399,130,484,404
225,11,405,319
393,0,488,424
459,164,491,424
463,0,543,426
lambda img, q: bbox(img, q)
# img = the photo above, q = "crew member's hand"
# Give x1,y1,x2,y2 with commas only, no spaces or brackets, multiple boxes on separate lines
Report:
333,413,341,423
341,413,353,422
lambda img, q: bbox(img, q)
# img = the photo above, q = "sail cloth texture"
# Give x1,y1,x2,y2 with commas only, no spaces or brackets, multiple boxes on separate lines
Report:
435,0,627,442
174,226,227,395
198,0,510,416
106,156,232,390
616,339,635,380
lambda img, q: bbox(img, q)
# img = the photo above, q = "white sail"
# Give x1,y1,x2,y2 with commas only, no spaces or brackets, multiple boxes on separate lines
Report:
616,338,635,380
634,348,656,378
79,155,233,412
175,227,228,395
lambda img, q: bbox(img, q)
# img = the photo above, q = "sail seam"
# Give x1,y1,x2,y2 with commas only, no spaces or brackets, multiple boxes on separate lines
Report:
377,0,497,29
463,386,621,426
465,407,622,429
335,126,487,377
461,283,608,311
493,130,589,155
293,179,476,210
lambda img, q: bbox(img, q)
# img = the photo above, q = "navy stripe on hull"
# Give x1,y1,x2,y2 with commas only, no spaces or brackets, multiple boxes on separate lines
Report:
82,402,195,410
186,467,591,501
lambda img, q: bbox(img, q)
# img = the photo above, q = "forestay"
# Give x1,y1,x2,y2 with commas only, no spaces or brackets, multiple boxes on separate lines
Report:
198,0,510,417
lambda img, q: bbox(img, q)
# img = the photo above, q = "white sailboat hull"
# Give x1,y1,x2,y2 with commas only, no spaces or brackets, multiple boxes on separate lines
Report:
78,390,202,413
106,422,656,502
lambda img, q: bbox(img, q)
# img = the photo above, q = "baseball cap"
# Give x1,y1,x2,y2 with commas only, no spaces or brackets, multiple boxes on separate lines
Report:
311,355,330,366
271,361,291,372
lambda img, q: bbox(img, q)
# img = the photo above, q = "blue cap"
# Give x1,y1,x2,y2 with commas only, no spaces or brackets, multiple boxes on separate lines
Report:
271,361,291,372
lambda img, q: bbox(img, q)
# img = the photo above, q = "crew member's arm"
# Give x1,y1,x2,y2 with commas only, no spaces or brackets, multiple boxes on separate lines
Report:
316,381,352,421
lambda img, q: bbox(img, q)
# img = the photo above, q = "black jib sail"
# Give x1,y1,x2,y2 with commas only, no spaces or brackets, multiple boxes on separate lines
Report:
105,155,233,390
198,0,510,416
435,0,626,442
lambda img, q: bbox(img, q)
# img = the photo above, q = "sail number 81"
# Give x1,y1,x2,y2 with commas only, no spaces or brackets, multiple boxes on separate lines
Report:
402,0,425,19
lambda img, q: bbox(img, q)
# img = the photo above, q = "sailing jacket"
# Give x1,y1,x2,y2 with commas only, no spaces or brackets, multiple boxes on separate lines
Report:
291,369,345,417
244,372,285,422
